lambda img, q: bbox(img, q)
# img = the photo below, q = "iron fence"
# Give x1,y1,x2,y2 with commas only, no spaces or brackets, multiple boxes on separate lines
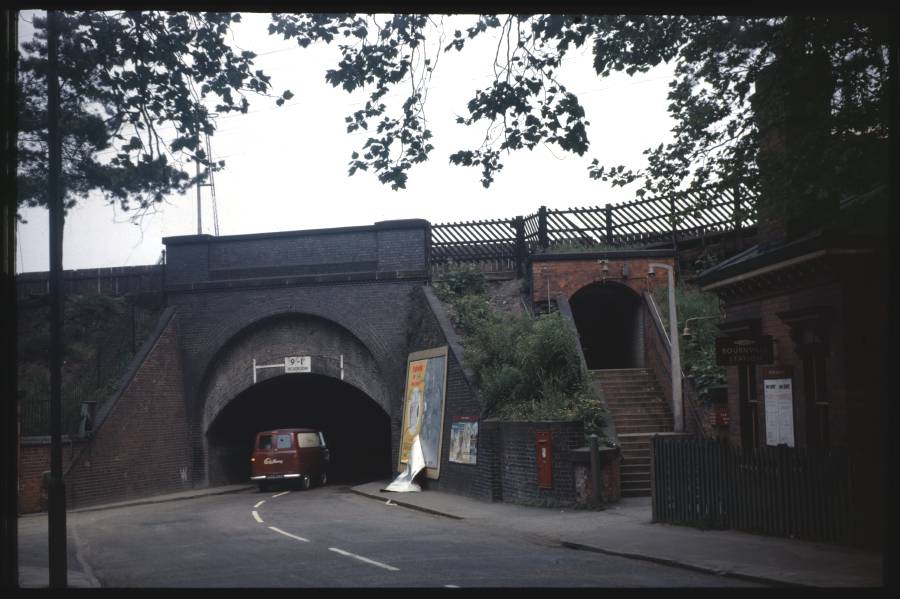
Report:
430,185,757,275
651,435,851,544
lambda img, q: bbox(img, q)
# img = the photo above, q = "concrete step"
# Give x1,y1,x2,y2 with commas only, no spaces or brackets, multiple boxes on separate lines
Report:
602,389,665,396
611,413,671,422
616,418,672,426
596,383,660,390
621,459,650,469
591,368,654,375
604,397,666,404
617,426,673,435
615,421,673,431
608,405,670,413
621,460,651,471
599,386,660,394
608,408,667,415
606,403,668,410
606,403,665,409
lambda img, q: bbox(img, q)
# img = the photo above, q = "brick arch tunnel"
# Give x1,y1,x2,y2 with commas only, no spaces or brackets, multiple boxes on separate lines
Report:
569,281,644,370
206,373,392,486
198,312,394,487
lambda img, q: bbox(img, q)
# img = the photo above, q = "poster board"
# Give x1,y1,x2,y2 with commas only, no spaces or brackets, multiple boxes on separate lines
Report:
762,366,795,447
398,346,448,480
449,417,478,465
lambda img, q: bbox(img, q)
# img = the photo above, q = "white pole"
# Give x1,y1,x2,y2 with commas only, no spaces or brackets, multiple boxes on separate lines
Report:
667,266,683,433
650,263,683,433
340,355,344,380
252,358,257,384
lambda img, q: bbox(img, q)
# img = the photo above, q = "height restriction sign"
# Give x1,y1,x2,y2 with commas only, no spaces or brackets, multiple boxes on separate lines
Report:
284,356,311,373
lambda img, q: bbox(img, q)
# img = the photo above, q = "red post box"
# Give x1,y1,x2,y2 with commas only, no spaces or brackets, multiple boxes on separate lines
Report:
536,431,553,489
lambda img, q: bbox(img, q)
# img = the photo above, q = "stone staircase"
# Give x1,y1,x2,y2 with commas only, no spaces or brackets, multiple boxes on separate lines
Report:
592,368,673,497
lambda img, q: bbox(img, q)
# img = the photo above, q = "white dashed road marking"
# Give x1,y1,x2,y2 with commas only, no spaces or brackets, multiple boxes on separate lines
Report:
268,526,310,543
328,547,400,572
253,497,399,574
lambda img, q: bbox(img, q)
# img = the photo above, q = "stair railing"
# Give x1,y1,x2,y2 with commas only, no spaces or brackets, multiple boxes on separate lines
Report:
642,291,708,436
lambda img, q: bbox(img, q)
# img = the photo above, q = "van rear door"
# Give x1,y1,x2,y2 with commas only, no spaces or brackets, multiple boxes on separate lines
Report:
253,432,298,479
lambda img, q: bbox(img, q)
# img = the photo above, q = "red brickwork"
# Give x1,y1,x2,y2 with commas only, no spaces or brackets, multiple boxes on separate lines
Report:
16,313,192,512
531,256,676,304
575,458,621,504
720,279,846,450
61,312,192,508
18,437,85,513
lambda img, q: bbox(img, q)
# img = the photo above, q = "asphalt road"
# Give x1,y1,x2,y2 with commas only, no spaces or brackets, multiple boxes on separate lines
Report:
29,485,761,587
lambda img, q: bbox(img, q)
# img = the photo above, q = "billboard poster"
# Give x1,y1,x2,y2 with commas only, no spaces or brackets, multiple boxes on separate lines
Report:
399,347,448,479
762,366,795,447
449,417,478,465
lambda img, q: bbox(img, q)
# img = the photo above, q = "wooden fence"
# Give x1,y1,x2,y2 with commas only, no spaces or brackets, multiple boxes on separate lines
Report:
431,185,756,275
651,435,851,544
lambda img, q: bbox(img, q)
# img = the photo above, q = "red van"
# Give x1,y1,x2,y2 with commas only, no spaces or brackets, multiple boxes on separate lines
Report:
250,428,329,491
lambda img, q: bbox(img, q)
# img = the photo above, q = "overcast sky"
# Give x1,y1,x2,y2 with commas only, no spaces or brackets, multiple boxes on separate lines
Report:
16,12,676,273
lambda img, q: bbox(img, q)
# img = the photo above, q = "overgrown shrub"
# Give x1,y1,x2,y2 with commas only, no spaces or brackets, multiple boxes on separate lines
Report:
434,267,606,436
651,281,725,401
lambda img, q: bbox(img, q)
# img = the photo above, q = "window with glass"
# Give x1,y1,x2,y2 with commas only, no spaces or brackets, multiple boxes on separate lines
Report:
297,432,320,448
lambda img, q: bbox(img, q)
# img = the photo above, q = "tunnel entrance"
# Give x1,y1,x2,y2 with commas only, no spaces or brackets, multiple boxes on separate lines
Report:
206,373,392,486
570,281,643,370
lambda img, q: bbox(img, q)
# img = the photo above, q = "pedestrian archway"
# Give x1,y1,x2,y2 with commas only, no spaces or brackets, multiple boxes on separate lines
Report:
570,281,643,370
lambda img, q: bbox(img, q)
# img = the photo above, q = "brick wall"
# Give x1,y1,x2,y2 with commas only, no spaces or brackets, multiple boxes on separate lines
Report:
720,277,846,450
408,286,495,501
530,252,675,305
574,458,621,504
163,219,430,487
493,420,584,507
62,311,192,508
18,437,85,513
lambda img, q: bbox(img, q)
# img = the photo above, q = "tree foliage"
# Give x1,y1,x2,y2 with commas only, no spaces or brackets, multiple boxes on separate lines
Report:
271,13,889,203
17,11,290,219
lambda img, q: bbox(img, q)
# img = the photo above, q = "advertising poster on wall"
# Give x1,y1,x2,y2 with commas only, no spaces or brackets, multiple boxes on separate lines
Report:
399,346,448,479
449,417,478,465
762,366,795,447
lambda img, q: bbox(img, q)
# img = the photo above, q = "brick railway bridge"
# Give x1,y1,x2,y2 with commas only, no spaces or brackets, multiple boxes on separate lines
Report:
19,192,756,510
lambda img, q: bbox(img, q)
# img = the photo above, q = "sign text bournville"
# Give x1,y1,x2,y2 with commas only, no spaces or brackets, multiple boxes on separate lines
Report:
715,336,774,366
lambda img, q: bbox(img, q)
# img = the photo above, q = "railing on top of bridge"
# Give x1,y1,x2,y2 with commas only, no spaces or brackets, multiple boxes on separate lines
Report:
430,184,756,276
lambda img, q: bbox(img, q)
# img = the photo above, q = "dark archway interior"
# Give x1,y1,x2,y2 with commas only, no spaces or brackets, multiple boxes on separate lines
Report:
570,282,641,370
206,373,392,486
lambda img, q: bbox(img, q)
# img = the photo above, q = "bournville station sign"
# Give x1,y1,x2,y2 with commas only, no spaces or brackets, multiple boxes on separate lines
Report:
715,336,774,366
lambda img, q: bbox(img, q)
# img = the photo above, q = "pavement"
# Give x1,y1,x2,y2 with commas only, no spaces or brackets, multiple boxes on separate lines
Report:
16,481,885,588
